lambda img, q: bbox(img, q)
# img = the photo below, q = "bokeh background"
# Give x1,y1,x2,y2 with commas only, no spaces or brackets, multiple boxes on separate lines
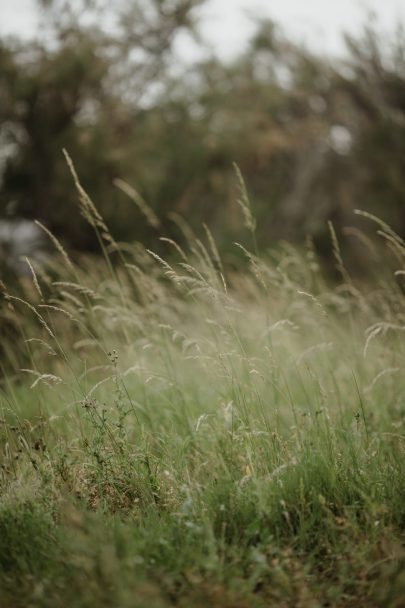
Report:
1,0,405,274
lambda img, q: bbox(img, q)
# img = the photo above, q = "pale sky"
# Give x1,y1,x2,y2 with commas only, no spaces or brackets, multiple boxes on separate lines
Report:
199,0,405,58
1,0,405,58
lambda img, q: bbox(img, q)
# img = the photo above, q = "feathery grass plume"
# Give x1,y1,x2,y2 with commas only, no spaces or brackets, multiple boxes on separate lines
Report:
52,282,100,299
35,221,74,271
377,230,405,262
354,210,405,269
177,262,207,286
20,369,63,389
191,238,218,279
297,290,327,317
37,304,75,321
24,257,44,301
63,149,115,249
145,250,173,271
159,238,188,261
234,242,267,291
328,221,351,285
62,150,99,225
354,209,405,248
233,162,256,233
64,153,145,317
364,367,399,393
203,223,223,274
4,294,56,340
114,179,161,229
24,338,57,356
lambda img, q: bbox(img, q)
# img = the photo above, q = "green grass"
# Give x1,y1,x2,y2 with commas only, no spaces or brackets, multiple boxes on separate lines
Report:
0,194,405,606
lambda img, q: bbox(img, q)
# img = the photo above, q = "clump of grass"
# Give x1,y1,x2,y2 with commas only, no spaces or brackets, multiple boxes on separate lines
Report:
0,167,404,606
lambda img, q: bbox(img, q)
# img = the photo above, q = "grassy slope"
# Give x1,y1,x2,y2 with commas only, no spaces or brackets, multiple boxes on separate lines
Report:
0,207,405,607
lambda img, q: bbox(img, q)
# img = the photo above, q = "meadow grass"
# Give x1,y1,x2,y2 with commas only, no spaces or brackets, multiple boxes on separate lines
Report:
0,182,404,606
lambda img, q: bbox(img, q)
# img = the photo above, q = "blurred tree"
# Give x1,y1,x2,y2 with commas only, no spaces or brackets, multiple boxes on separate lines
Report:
1,6,405,262
0,0,203,250
337,25,405,237
170,19,405,253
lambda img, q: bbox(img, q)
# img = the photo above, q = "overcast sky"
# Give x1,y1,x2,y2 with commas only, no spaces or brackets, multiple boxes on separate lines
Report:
1,0,405,58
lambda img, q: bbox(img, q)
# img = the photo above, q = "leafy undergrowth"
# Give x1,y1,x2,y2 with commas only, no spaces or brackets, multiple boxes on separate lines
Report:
0,171,404,606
